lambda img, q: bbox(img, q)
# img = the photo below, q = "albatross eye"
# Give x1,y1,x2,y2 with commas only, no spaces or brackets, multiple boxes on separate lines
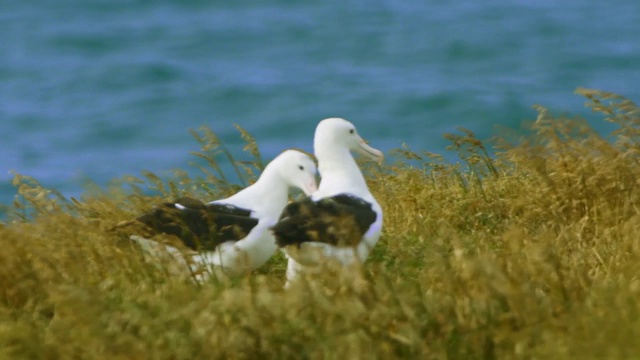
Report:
349,129,355,134
298,165,304,170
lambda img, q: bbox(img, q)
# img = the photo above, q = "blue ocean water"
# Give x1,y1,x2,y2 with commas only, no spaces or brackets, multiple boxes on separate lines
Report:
2,0,639,211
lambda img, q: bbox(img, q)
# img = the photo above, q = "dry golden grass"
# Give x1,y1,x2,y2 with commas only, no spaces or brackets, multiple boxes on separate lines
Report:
2,89,640,359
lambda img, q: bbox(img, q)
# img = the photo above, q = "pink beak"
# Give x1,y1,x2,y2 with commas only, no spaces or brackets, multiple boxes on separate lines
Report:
355,138,384,164
303,179,318,195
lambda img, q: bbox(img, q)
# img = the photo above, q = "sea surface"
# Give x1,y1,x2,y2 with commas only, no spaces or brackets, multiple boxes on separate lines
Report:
2,0,640,213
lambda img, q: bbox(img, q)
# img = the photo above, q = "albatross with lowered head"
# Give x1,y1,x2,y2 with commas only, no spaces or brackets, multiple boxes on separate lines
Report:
125,149,318,280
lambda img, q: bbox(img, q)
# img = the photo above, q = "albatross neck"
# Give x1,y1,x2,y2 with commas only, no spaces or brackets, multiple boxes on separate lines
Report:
248,165,290,216
315,146,369,195
225,165,289,219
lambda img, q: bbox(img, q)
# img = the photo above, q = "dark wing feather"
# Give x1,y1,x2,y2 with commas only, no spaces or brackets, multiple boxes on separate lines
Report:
136,197,258,251
271,194,377,248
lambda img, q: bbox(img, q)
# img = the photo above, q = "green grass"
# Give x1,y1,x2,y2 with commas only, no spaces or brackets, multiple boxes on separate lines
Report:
2,88,640,359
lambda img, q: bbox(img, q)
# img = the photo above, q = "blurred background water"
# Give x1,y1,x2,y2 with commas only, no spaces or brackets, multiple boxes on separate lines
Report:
1,0,639,211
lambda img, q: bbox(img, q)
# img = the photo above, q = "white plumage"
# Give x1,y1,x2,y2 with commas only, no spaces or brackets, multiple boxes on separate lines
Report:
271,118,384,287
128,149,317,281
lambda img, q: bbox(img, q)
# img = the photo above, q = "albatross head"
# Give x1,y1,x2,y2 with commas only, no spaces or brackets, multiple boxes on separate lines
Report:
272,149,318,195
314,118,384,164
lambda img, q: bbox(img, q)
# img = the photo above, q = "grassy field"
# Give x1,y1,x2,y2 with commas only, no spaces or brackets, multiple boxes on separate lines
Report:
1,89,640,359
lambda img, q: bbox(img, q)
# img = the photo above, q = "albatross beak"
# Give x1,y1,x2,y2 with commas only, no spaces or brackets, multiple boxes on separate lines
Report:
302,179,318,195
355,137,384,164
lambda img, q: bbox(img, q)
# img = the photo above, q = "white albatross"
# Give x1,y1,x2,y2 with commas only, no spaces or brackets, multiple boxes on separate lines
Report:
270,118,384,287
125,149,318,281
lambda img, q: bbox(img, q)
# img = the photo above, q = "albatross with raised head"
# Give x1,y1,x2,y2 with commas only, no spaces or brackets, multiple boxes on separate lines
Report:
270,118,384,287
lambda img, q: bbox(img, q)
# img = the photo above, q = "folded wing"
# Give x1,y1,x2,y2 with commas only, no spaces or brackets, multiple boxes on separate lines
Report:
271,194,377,248
136,196,259,251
